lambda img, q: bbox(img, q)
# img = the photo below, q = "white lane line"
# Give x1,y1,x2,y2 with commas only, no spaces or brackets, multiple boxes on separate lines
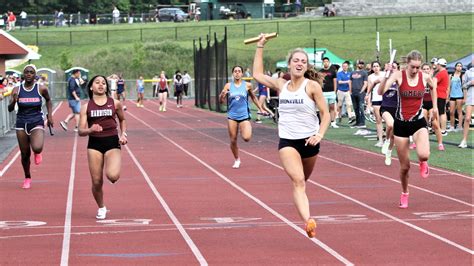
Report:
60,132,78,266
145,105,473,207
139,104,474,255
128,110,353,266
190,103,473,180
123,132,208,265
0,101,63,177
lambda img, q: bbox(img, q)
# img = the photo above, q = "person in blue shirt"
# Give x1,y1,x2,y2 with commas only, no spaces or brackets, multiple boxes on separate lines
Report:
219,66,266,169
60,69,83,132
336,61,355,123
8,65,54,189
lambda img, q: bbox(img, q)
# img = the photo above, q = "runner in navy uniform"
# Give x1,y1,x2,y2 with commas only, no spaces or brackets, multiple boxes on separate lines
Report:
8,65,54,189
78,75,127,220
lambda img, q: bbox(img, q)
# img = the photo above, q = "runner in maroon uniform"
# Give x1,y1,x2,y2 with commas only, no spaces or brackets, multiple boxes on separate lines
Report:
382,50,437,209
78,75,128,220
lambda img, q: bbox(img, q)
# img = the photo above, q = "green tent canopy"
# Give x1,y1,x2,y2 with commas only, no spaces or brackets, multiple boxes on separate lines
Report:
276,48,352,69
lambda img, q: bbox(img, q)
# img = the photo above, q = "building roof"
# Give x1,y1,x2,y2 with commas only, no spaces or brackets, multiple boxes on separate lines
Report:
0,29,40,60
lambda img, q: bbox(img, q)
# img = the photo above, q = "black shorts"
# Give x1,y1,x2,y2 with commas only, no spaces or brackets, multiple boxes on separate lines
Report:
228,117,250,123
15,119,44,135
380,106,396,118
87,135,121,154
278,138,320,159
372,101,382,106
159,89,168,94
437,98,446,115
394,118,427,138
423,100,433,110
449,97,463,101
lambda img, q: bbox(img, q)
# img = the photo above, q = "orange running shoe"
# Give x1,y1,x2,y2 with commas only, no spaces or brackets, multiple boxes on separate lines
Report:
305,218,317,238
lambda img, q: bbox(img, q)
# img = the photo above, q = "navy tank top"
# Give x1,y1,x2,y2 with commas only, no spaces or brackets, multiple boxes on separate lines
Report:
17,83,44,123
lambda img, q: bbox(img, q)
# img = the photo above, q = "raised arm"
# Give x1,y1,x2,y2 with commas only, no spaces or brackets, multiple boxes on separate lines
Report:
252,34,283,91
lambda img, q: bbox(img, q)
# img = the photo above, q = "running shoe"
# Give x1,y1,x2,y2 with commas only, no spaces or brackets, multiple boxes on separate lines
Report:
123,106,127,111
330,121,339,128
441,131,448,136
381,140,390,155
419,161,429,178
409,143,416,150
22,178,31,189
159,105,163,111
73,127,78,132
305,218,317,238
60,121,68,131
438,144,445,151
232,159,241,169
163,108,167,112
384,150,392,166
399,193,409,209
458,140,467,148
255,119,262,124
96,206,107,220
34,153,42,165
374,141,384,148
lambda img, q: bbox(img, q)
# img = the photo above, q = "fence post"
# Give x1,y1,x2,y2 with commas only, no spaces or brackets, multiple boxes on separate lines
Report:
342,19,345,33
106,30,109,43
175,27,178,40
140,28,143,42
277,21,279,34
444,15,447,30
36,31,39,46
309,21,312,34
69,31,72,45
313,38,316,65
425,36,428,61
409,16,412,30
243,23,246,37
208,26,211,39
375,18,378,32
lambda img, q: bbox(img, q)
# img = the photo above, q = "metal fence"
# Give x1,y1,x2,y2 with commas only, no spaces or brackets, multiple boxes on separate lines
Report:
9,13,471,46
0,96,16,137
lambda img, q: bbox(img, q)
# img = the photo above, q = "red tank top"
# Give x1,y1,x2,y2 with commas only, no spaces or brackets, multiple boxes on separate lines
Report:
396,70,425,121
159,78,167,89
87,97,118,137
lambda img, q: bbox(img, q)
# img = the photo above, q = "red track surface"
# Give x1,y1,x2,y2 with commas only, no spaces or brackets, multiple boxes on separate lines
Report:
1,99,472,265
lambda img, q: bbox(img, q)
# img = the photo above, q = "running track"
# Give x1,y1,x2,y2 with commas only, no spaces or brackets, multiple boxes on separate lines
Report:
0,99,472,265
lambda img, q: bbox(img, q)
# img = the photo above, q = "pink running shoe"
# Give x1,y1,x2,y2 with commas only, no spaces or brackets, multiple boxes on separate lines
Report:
419,161,429,178
409,143,416,150
399,192,409,209
34,153,42,165
22,178,31,189
438,144,445,151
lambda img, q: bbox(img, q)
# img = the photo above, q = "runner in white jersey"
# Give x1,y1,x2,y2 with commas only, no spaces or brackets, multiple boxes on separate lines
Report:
252,34,330,238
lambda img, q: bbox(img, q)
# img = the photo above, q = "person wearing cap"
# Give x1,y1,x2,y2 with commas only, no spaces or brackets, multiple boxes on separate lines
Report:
350,59,368,128
430,57,439,76
434,58,449,150
7,65,54,189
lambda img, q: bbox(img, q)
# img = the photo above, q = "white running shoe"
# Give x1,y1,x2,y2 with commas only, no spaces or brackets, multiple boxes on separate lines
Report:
458,140,467,148
375,141,384,147
385,150,392,166
381,140,390,154
96,206,107,220
330,121,339,128
232,159,241,169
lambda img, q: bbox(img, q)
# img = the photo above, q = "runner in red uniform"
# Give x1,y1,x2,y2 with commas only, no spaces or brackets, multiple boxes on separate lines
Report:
381,50,437,209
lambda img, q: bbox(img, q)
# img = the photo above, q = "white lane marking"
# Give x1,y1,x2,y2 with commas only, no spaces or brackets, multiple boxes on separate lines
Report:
128,110,353,266
140,103,474,255
124,143,208,266
0,102,63,177
60,133,78,266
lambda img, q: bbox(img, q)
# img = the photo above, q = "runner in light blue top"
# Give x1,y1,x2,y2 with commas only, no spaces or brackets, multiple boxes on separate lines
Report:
219,66,266,169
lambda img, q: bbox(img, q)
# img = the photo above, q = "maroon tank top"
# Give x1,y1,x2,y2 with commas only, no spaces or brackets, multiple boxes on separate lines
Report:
87,97,118,137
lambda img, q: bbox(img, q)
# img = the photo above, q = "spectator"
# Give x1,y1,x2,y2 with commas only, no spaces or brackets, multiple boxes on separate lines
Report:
319,57,338,128
367,61,385,147
336,61,355,124
350,59,368,127
112,6,120,24
57,9,64,27
295,0,302,15
329,4,337,16
60,69,83,132
323,6,329,17
433,58,449,151
7,11,16,31
448,62,464,132
19,10,27,29
182,70,191,98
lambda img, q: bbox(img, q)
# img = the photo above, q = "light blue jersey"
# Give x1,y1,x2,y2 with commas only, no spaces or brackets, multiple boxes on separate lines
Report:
227,81,250,121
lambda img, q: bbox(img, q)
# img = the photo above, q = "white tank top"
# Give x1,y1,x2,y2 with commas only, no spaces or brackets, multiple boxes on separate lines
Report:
369,72,385,102
278,79,320,139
